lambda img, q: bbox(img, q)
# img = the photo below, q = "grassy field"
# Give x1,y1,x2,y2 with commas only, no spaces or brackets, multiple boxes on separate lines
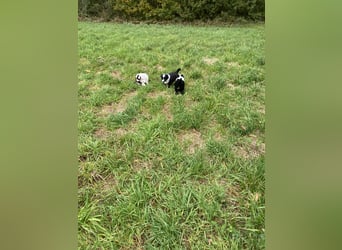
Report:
78,21,265,249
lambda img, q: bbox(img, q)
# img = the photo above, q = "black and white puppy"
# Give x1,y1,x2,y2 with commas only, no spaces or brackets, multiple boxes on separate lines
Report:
174,74,185,95
160,68,181,88
135,73,149,86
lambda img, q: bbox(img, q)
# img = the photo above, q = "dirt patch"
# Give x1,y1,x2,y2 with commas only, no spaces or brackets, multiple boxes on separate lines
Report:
88,85,101,91
114,127,128,137
203,57,219,65
89,170,105,183
156,65,165,71
253,192,261,202
178,129,205,154
111,70,122,79
258,106,266,115
225,195,240,212
221,181,242,214
99,91,137,116
140,107,153,121
224,182,241,198
133,159,152,171
147,91,168,99
227,83,238,90
94,125,132,141
162,104,173,121
78,80,86,86
214,129,224,142
227,62,241,68
94,127,111,140
100,104,122,116
184,95,199,107
233,134,265,159
213,131,223,142
141,65,149,71
100,175,117,192
79,58,90,65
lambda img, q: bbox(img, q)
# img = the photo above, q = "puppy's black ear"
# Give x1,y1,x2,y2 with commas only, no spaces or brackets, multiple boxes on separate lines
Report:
160,74,163,79
176,68,181,73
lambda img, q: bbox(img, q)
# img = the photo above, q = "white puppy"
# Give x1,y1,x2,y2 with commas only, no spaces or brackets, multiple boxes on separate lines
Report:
135,73,149,86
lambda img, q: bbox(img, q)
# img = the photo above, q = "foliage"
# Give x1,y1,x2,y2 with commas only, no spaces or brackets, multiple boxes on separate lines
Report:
78,0,265,22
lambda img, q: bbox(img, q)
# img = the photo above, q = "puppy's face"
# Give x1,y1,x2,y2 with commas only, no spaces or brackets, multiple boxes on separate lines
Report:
160,74,169,85
136,74,142,84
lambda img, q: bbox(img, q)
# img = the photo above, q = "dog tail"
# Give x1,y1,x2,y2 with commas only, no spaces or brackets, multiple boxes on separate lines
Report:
176,68,181,73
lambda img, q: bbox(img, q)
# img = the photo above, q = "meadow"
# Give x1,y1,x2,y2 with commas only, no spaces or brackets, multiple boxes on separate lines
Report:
78,21,265,249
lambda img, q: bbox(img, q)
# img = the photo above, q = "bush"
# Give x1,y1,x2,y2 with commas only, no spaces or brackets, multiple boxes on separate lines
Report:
78,0,265,22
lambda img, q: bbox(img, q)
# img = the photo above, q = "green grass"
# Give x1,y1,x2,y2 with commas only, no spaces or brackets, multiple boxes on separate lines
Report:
78,21,265,249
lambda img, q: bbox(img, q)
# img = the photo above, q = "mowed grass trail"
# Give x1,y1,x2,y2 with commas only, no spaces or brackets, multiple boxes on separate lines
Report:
78,22,265,249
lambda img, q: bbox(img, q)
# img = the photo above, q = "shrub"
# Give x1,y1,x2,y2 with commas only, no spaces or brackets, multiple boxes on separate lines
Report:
78,0,265,22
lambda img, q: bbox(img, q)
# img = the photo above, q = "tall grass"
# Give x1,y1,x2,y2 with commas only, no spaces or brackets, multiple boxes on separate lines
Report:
78,21,265,249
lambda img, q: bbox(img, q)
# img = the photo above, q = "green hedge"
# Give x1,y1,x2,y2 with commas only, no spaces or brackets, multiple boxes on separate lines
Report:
78,0,264,22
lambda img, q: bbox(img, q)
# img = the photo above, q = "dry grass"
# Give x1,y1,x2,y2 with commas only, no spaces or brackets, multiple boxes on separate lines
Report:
114,127,129,137
132,158,153,171
177,129,205,154
156,65,165,71
203,57,219,65
99,91,138,116
146,91,168,99
99,175,117,192
233,133,265,159
226,61,241,68
94,127,112,140
79,57,90,65
111,70,122,79
162,104,173,121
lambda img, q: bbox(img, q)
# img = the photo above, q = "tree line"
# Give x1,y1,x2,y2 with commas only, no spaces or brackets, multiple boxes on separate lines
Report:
78,0,264,22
